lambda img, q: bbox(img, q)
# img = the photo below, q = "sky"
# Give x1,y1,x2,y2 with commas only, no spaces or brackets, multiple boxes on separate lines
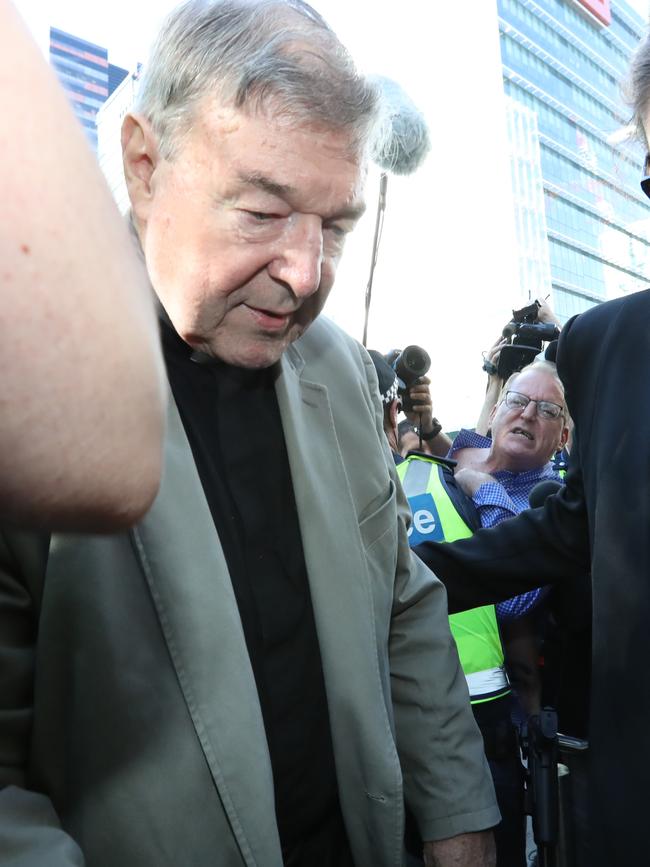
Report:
17,0,375,69
17,0,650,71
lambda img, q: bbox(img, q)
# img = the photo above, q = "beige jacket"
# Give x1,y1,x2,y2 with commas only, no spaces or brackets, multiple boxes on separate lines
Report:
0,316,498,867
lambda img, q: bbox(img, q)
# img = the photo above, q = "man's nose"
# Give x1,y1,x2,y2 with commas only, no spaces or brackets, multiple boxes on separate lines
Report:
268,216,323,298
521,400,538,420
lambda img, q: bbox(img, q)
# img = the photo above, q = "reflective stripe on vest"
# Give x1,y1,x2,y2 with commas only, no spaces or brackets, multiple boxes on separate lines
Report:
397,455,510,704
465,667,510,703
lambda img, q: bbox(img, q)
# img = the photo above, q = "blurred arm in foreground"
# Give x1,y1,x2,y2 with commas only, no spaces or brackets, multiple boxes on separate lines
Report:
0,1,166,530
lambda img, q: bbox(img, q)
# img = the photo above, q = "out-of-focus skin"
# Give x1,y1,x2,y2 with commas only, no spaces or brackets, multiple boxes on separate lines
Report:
0,1,166,531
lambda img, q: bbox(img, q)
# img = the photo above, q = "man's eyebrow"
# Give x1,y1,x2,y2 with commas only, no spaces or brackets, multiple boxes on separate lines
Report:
237,171,295,199
330,202,366,222
237,170,366,220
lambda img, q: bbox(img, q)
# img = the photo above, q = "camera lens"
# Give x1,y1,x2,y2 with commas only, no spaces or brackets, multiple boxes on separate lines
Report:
400,345,431,378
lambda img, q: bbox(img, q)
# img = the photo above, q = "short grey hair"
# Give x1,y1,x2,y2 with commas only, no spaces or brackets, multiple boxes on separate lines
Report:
500,360,567,416
624,31,650,144
136,0,380,159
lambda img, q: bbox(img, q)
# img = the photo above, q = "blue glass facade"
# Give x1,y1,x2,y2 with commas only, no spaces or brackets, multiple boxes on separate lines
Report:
108,64,129,97
498,0,650,321
50,28,109,150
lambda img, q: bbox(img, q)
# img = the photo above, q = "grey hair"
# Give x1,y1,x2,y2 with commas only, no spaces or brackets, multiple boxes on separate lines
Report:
624,31,650,144
500,360,567,415
135,0,381,159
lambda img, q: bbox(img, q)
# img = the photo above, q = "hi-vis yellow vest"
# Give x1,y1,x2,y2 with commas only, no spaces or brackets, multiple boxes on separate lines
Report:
397,454,510,704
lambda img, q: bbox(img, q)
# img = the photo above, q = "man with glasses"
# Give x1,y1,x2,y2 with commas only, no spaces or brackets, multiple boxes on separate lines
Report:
416,361,569,866
448,361,568,562
416,282,650,865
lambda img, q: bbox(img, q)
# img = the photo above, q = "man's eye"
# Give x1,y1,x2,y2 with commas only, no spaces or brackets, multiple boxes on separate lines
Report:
247,211,276,222
324,222,348,238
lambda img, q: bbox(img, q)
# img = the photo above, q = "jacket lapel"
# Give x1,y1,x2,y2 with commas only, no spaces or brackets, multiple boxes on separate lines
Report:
132,397,282,867
275,346,390,771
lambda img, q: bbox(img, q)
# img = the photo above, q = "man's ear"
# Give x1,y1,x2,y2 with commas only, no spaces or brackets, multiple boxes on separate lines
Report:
558,423,569,452
389,400,400,433
122,113,160,225
386,400,400,454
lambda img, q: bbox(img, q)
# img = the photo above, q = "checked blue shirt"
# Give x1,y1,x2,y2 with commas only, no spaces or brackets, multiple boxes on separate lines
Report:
449,429,563,620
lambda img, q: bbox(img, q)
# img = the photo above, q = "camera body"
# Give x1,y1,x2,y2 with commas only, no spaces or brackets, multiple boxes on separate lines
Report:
497,302,560,381
390,345,431,412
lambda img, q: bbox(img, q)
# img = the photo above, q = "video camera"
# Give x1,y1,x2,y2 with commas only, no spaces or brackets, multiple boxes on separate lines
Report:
492,301,561,381
389,345,431,413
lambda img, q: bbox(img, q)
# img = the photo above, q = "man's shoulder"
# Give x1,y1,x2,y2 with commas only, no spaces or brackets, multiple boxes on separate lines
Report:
563,288,650,345
558,289,650,394
296,315,362,355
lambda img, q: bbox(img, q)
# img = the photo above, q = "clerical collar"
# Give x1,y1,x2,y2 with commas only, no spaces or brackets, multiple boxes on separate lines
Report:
157,305,219,366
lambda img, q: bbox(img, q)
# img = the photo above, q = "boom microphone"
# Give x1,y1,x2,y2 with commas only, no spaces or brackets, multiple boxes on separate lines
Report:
528,480,563,509
362,76,430,345
370,76,431,175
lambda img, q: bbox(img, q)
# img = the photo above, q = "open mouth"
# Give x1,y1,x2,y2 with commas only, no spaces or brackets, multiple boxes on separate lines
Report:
511,427,534,441
246,305,292,331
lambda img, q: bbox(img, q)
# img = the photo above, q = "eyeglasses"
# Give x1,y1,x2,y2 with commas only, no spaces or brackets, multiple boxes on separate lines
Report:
641,152,650,200
504,390,564,421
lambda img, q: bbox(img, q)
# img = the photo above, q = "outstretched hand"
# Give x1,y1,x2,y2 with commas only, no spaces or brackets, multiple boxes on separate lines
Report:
455,467,497,497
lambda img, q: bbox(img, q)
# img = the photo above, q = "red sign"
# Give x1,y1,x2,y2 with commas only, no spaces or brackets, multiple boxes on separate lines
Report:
575,0,612,26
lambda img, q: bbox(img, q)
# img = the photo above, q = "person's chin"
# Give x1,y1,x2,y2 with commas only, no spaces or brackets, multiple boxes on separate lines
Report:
211,334,290,369
505,432,535,450
500,439,534,462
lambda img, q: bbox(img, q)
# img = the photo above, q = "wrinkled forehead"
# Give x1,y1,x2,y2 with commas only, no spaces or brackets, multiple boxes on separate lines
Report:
206,94,369,158
510,369,564,404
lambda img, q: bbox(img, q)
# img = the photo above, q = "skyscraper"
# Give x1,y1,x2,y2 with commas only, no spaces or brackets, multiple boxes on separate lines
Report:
97,68,142,214
49,27,126,151
498,0,650,321
109,63,129,97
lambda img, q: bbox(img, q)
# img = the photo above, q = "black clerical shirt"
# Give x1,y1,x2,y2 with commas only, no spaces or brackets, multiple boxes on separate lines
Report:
161,319,353,867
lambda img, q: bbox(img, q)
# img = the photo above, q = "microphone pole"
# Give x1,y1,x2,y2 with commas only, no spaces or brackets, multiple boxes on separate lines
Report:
362,172,388,348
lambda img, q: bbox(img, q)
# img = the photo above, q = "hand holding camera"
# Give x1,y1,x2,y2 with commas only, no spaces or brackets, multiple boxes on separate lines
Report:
493,300,561,381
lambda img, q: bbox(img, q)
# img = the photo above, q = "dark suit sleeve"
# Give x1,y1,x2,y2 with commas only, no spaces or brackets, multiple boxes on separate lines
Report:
0,532,85,865
416,315,591,614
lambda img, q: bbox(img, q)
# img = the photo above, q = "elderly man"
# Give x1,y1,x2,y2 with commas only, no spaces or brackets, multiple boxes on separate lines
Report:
376,355,568,867
442,364,569,865
425,363,568,727
0,2,499,866
448,360,568,621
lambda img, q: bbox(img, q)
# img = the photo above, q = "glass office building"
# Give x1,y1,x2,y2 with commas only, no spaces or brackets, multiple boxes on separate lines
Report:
108,63,129,97
506,96,554,302
498,0,650,321
49,28,127,150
